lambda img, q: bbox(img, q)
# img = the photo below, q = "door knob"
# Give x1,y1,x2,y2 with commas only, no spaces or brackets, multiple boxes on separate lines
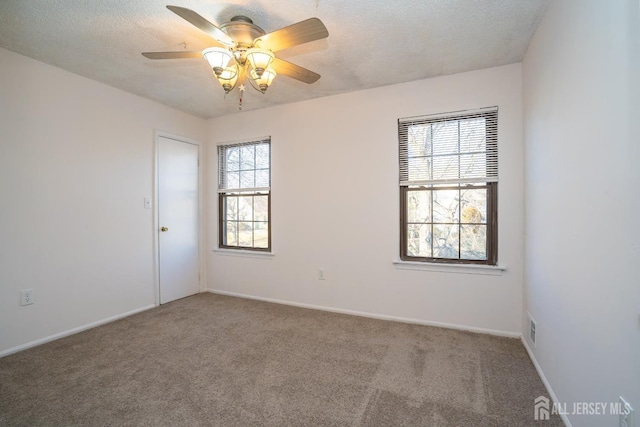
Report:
161,226,169,232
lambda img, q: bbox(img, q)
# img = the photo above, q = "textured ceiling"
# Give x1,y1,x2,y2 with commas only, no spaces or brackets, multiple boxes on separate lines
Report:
0,0,549,119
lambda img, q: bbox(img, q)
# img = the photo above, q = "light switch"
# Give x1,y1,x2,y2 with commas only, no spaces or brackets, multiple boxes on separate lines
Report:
144,197,152,209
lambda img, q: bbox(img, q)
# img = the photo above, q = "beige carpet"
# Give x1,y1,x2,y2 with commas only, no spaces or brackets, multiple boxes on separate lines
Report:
0,293,563,426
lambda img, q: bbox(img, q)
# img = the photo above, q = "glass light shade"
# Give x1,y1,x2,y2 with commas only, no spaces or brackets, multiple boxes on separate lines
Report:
216,66,239,93
245,48,274,77
250,68,276,93
202,47,233,76
218,65,238,81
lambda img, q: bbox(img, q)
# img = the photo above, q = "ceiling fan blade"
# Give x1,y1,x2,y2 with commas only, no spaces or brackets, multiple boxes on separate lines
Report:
166,5,235,47
271,57,320,84
255,18,328,52
142,51,203,60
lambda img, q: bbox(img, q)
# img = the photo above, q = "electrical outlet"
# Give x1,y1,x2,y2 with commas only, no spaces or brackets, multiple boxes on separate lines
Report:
20,289,34,306
620,397,634,427
318,268,326,280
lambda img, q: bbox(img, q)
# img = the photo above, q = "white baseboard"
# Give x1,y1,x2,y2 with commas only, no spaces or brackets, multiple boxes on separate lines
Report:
521,337,571,427
207,289,521,338
0,304,156,358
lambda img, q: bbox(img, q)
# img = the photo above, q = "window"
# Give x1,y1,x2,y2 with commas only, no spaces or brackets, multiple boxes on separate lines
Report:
218,138,271,251
399,107,498,264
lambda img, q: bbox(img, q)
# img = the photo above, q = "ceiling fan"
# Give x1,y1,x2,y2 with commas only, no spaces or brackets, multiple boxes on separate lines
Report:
142,5,329,109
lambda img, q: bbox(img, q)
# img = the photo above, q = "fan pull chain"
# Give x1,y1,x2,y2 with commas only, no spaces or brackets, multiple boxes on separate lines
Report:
238,83,245,110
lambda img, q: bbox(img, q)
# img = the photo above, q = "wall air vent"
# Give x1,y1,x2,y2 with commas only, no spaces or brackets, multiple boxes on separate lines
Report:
529,314,537,347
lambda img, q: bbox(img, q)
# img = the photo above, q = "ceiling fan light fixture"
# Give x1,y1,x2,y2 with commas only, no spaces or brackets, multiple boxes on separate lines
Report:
250,68,276,93
216,65,239,93
246,48,274,77
220,79,238,94
202,47,233,76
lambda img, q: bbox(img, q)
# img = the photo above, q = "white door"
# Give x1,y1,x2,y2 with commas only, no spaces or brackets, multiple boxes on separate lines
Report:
157,136,199,304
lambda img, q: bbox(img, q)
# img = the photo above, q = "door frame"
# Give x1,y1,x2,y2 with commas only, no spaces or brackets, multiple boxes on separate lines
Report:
153,131,205,306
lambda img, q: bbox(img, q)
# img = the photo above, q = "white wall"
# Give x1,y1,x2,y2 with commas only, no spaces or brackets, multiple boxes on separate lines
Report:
207,63,524,335
0,48,207,354
523,0,640,425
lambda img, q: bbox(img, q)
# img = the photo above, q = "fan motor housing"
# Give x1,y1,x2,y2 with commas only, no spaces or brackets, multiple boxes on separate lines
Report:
220,16,266,47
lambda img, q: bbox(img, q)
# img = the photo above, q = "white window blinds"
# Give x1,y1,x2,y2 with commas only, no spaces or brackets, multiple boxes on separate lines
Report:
218,138,271,193
399,107,498,186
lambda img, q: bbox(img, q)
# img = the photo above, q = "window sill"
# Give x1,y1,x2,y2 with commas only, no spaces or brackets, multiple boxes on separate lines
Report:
212,248,274,259
393,260,506,276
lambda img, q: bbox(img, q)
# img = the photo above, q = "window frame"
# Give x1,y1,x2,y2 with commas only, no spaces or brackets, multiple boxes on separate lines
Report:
399,182,497,265
218,192,271,252
398,108,498,265
217,138,271,252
